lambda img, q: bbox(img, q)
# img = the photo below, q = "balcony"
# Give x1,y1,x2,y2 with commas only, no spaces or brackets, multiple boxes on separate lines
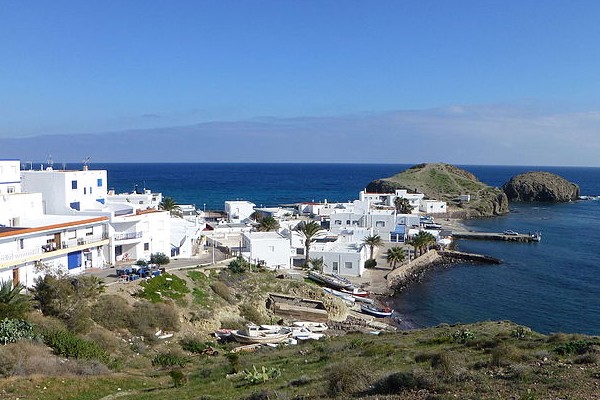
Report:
114,231,144,241
62,235,107,248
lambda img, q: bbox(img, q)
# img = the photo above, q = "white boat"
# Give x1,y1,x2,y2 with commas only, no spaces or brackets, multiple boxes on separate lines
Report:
231,325,292,344
323,287,355,304
308,271,353,290
292,321,328,332
291,327,325,340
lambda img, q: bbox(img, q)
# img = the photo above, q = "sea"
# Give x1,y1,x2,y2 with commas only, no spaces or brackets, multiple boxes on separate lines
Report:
90,163,600,336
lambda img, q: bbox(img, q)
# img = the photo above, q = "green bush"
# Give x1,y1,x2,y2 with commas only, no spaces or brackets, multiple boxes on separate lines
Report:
152,352,190,368
364,259,377,269
180,338,216,354
0,318,37,345
40,328,108,362
370,370,434,395
169,369,188,387
228,257,250,273
451,328,475,343
127,301,180,337
243,365,281,385
150,252,170,266
136,273,190,303
554,340,599,356
325,360,373,396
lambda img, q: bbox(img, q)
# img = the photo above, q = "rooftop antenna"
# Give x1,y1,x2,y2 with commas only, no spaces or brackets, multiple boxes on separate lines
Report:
82,156,91,171
46,154,54,170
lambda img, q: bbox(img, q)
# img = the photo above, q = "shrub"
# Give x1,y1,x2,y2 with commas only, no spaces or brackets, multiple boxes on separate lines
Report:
127,301,180,337
180,338,216,354
243,365,281,385
211,281,235,304
239,303,267,325
0,318,37,345
325,360,373,396
91,295,130,330
169,369,188,387
150,252,170,266
40,328,109,362
490,343,519,367
136,273,190,303
554,340,600,356
135,259,148,267
228,257,250,273
370,369,434,395
451,328,475,343
364,259,377,269
152,352,190,368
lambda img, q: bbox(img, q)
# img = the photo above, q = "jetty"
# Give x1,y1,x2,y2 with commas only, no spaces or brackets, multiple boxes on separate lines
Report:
451,231,540,243
439,250,501,264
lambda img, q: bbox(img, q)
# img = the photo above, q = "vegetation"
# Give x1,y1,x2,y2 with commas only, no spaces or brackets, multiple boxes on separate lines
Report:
150,252,170,266
309,257,324,272
0,280,31,319
159,196,182,217
295,220,324,264
386,246,407,269
394,197,414,214
409,231,437,257
256,215,280,232
0,318,36,344
135,273,189,303
362,234,383,261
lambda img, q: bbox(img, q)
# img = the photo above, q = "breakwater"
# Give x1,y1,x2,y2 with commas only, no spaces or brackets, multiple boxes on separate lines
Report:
438,250,501,264
451,231,539,242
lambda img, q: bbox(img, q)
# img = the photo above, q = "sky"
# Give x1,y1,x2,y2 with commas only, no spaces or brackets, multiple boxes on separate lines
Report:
2,1,600,165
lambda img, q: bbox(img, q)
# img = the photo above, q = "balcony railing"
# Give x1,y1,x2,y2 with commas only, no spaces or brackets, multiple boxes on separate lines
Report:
114,231,144,241
0,248,41,263
62,235,107,248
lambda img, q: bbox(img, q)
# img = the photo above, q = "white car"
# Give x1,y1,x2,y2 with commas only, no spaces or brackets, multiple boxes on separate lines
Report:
503,230,519,236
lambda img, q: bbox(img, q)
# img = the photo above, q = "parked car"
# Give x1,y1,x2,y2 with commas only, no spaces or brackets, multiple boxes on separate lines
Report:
503,230,519,235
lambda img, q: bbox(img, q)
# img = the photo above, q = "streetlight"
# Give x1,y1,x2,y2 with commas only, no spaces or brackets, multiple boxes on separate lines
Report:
203,203,206,213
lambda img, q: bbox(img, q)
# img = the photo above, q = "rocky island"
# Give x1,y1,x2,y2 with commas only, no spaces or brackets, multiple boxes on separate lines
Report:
366,163,509,217
502,171,580,202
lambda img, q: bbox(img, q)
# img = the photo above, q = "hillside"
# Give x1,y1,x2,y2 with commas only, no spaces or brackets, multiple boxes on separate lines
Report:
1,265,599,399
366,163,509,217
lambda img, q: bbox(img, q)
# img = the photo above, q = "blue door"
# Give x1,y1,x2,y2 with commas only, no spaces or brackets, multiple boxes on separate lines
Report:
67,251,82,270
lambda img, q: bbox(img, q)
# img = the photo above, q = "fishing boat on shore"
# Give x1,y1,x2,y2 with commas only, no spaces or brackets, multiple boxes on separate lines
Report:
308,271,353,290
292,321,328,332
230,325,292,344
340,287,370,297
360,304,394,318
323,287,355,304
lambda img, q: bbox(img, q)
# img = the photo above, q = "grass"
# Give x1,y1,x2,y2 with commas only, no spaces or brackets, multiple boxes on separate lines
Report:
2,320,599,399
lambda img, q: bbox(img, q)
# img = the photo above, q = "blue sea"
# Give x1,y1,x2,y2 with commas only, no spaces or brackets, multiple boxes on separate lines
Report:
91,163,600,336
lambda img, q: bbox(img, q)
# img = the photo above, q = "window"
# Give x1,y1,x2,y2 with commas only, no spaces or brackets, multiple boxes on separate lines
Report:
7,186,15,194
89,186,92,194
375,221,385,227
269,246,275,252
144,243,149,251
84,187,87,194
332,262,339,272
97,178,103,187
71,180,78,189
345,262,353,269
67,230,76,239
334,220,342,225
18,239,24,250
346,220,351,225
69,201,80,211
85,227,94,236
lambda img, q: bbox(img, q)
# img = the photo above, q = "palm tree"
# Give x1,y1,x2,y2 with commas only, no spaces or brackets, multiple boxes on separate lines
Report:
394,197,414,214
0,280,32,319
363,234,383,260
159,197,182,217
256,216,280,232
295,221,323,264
410,231,436,257
386,247,406,270
309,257,324,272
250,211,263,222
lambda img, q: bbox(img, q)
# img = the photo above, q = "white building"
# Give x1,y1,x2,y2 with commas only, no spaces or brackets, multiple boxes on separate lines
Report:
311,233,368,277
0,159,21,195
241,231,292,270
21,165,171,265
419,200,447,214
225,200,256,223
0,214,110,287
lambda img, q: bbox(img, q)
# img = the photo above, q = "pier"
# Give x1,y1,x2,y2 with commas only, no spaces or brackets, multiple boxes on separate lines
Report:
439,250,501,264
451,231,540,243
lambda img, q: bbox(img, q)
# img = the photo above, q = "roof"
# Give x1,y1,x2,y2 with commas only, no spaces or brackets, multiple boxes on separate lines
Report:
0,216,109,238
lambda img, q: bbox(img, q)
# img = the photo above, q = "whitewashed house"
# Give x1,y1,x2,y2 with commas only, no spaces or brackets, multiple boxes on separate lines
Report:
419,200,447,214
241,231,292,270
225,200,256,223
106,187,163,210
21,165,171,265
311,233,368,277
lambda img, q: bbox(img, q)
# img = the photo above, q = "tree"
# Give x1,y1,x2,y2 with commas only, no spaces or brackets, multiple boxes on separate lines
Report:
250,211,263,222
309,257,324,272
394,197,414,214
363,234,383,260
0,280,32,319
159,197,182,217
386,247,406,270
295,221,324,264
409,231,436,257
256,216,280,232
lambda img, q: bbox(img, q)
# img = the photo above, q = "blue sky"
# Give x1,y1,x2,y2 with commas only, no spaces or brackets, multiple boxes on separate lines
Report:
2,1,600,165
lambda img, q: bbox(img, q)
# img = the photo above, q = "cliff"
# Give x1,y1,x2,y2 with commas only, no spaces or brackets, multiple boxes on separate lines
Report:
366,163,509,217
502,171,580,202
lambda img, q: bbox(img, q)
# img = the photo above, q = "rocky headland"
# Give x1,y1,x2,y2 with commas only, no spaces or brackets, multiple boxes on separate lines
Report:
502,171,580,202
365,163,509,217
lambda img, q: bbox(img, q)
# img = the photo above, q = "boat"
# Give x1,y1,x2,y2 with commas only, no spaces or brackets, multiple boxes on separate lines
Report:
291,326,325,340
307,271,353,290
530,232,542,242
230,325,292,344
323,287,355,304
340,287,370,297
292,321,328,332
360,304,394,318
